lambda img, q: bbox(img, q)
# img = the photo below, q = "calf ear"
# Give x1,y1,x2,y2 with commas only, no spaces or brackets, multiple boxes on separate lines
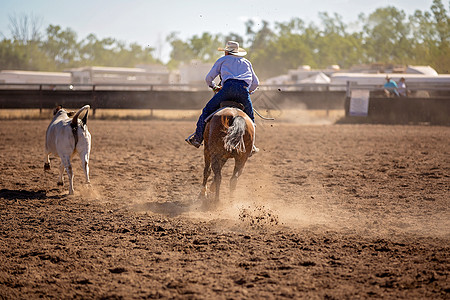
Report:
81,109,89,126
53,105,62,115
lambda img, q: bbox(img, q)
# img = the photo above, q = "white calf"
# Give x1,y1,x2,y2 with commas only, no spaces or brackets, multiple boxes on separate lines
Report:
44,105,91,195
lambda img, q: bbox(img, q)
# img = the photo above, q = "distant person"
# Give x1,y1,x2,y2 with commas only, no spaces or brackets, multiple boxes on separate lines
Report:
185,41,259,154
384,76,399,97
397,77,407,97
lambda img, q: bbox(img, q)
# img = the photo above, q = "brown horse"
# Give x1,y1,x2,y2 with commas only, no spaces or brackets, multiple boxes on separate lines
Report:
200,104,255,206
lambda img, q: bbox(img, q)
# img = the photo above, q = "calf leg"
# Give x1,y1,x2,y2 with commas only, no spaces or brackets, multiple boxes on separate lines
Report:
57,162,64,185
80,152,90,184
44,152,51,171
60,157,74,195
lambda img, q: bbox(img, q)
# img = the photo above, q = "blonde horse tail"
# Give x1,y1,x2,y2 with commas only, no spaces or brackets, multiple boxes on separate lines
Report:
224,116,246,153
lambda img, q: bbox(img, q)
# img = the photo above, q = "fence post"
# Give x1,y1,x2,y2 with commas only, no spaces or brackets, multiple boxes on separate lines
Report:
345,81,351,117
39,84,43,116
92,85,96,117
149,85,154,117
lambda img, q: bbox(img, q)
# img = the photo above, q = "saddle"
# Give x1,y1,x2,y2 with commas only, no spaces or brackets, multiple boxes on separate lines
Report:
220,101,244,110
205,101,245,123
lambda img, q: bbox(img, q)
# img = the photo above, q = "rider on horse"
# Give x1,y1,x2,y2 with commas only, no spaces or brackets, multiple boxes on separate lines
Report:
186,41,259,154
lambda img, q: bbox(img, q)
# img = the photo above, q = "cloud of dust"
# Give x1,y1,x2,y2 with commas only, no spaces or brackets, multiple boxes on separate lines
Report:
165,163,351,232
204,173,450,239
77,182,102,200
130,183,202,217
122,161,354,233
227,171,351,230
125,161,449,238
269,102,344,125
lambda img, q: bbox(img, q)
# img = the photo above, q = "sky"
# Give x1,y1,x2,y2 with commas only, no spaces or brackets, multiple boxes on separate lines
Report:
0,0,435,63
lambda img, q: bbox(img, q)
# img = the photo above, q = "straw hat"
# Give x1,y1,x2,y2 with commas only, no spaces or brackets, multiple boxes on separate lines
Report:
218,41,247,56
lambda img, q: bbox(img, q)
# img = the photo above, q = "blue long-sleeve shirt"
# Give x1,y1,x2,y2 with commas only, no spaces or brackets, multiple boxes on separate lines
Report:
384,80,398,89
205,55,259,93
384,79,399,96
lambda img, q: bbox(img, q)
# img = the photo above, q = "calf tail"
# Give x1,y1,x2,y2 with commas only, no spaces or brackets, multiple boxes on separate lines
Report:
224,116,246,153
70,105,90,147
71,105,90,127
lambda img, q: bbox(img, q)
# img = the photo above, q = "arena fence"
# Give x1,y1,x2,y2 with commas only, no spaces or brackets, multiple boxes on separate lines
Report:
343,82,450,125
1,83,449,124
0,83,346,113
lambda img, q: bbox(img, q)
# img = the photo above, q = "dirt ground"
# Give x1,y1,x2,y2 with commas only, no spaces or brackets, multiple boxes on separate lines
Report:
0,117,449,299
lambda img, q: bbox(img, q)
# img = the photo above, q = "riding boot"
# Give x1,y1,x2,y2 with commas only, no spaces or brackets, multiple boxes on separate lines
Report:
185,133,202,148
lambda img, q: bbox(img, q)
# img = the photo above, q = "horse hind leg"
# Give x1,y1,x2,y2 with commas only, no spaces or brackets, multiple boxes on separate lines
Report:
230,158,246,198
211,156,226,204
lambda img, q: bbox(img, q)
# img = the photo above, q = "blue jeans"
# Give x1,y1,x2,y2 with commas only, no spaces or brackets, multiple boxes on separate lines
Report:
194,79,255,142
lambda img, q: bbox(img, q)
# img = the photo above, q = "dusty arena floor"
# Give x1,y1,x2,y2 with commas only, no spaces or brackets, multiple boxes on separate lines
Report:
0,118,449,299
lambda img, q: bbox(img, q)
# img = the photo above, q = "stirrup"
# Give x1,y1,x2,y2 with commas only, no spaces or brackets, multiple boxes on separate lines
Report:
185,133,201,148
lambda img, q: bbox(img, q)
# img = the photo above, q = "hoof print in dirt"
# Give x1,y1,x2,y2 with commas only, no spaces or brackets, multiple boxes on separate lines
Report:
109,267,127,274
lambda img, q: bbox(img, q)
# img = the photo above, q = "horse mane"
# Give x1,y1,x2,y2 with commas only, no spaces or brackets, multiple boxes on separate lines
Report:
223,115,246,153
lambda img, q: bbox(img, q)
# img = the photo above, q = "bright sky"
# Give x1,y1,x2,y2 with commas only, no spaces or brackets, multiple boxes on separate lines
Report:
0,0,434,63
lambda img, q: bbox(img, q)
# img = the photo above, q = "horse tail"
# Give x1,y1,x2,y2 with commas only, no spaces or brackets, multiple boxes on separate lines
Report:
223,116,246,153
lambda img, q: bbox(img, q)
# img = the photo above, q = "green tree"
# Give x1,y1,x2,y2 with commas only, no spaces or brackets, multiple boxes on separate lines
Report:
78,34,115,66
166,32,223,68
246,20,276,54
360,6,413,64
0,13,49,71
189,32,222,62
250,32,315,79
0,39,51,71
0,39,28,69
409,0,450,72
223,33,244,46
110,41,158,67
429,0,450,72
315,13,365,68
42,25,79,69
2,2,450,76
166,32,195,68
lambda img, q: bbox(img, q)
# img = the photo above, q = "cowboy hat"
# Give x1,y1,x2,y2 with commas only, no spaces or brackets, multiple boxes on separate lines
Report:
218,41,247,56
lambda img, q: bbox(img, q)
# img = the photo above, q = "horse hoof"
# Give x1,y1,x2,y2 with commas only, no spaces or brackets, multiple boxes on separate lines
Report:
44,163,50,171
57,182,64,186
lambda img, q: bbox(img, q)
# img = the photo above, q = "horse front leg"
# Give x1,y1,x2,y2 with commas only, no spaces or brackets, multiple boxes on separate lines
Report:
201,153,211,199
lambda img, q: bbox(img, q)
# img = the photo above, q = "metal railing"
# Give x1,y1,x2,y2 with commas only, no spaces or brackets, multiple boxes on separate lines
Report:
346,81,450,98
0,82,209,91
0,82,344,91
